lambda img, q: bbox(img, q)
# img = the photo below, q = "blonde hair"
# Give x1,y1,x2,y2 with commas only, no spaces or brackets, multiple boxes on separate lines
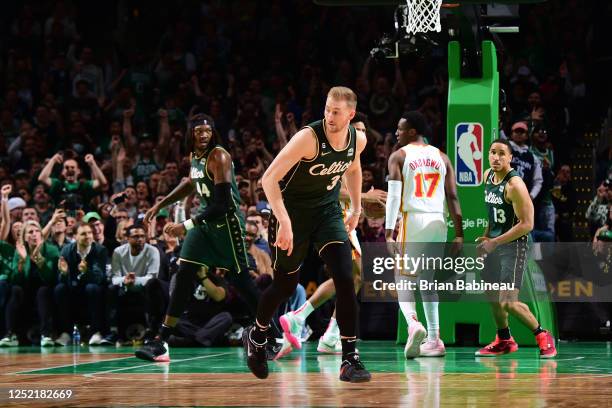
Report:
20,220,42,248
327,86,357,109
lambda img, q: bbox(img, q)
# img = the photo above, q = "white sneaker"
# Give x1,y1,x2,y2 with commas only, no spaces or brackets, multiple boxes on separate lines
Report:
419,338,446,357
88,332,103,346
0,334,18,347
279,312,305,350
317,333,340,354
55,332,71,346
273,334,294,360
40,336,54,347
405,321,427,359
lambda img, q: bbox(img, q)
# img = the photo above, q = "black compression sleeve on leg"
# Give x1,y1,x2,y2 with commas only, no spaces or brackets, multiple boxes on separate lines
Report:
226,267,260,316
319,241,357,338
166,261,199,321
255,270,299,328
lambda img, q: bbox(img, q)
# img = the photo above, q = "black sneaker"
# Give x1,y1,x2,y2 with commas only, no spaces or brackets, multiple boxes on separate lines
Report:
242,326,268,379
99,332,119,346
134,339,170,362
143,329,157,344
339,354,371,383
266,341,282,361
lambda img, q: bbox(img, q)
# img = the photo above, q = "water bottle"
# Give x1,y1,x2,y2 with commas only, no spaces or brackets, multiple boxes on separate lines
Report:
72,325,81,347
174,201,186,223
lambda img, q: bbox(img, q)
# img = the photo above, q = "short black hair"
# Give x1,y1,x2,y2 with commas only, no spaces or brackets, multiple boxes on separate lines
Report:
351,111,369,127
126,224,146,237
402,111,427,135
490,138,512,153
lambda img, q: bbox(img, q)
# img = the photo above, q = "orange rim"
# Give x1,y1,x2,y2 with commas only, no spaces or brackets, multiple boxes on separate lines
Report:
441,3,461,7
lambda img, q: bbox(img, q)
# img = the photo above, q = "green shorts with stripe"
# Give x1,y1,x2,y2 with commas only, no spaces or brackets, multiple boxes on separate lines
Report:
482,235,529,289
270,202,348,274
179,211,249,273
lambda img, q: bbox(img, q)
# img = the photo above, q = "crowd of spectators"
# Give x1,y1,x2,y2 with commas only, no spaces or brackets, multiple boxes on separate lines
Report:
0,0,608,345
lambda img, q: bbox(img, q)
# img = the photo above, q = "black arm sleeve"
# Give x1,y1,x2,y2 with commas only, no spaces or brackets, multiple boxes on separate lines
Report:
192,182,234,224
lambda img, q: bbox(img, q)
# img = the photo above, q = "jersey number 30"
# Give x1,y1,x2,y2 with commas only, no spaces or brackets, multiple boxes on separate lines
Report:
414,173,441,198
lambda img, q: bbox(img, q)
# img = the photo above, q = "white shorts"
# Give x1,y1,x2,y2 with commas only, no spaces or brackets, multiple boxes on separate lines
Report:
395,212,447,285
397,212,447,243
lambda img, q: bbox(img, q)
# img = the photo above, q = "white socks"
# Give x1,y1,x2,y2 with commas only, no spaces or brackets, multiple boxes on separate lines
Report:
324,317,340,338
293,301,314,323
423,301,439,342
399,302,418,328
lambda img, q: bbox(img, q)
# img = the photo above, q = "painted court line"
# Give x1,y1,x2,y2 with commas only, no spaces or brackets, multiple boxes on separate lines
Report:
12,355,136,376
85,352,234,376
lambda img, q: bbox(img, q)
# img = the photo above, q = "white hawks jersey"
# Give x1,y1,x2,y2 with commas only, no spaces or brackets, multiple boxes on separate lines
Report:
400,144,446,214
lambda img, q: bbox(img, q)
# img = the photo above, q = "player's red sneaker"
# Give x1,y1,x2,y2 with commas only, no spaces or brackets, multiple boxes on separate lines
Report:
535,331,557,358
475,335,518,356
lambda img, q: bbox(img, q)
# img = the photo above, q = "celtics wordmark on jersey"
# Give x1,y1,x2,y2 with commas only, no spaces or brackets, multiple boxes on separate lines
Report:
484,169,523,240
179,146,249,272
280,120,356,209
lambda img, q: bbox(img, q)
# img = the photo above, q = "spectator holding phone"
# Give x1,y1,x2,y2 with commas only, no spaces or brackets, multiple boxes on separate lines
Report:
106,225,164,343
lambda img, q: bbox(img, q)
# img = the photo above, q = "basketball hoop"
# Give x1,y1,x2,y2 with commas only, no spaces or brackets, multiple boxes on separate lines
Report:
405,0,443,34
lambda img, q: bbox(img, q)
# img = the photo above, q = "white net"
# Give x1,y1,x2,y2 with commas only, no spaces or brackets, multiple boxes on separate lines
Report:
405,0,443,34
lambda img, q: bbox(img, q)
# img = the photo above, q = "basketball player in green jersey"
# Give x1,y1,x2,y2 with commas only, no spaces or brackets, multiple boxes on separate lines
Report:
475,138,557,358
135,114,259,362
243,87,371,382
276,112,387,358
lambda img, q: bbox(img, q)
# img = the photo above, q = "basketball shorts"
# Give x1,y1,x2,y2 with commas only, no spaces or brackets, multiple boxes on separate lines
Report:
270,202,348,274
481,235,529,289
179,211,250,273
396,212,447,279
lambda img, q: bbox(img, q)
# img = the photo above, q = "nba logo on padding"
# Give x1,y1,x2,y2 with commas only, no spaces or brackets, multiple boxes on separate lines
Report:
455,123,483,186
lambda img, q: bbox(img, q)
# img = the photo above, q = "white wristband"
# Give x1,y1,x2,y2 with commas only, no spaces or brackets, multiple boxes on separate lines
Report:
183,219,195,231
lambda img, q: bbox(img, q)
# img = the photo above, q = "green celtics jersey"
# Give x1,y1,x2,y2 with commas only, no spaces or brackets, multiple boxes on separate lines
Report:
190,146,241,213
281,120,357,208
485,169,522,239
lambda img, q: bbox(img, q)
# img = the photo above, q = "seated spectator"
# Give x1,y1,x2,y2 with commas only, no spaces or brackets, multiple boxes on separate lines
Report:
32,184,54,226
8,197,26,223
22,207,39,222
509,121,543,201
592,205,612,255
106,225,164,343
551,165,576,242
586,180,612,237
156,229,181,282
361,217,386,242
0,220,58,347
0,185,15,339
55,223,107,346
168,267,232,347
42,208,72,250
245,221,272,277
84,211,119,255
247,211,270,254
530,125,555,242
38,153,108,211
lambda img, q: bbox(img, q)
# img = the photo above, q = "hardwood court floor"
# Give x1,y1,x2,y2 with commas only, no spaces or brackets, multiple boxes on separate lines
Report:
1,341,610,407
